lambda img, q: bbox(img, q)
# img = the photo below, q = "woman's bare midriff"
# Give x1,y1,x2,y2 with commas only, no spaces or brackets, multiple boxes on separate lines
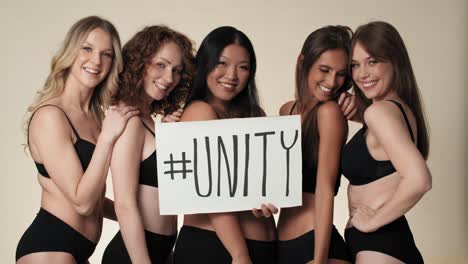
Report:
39,176,104,243
138,186,177,235
277,192,317,240
347,172,400,227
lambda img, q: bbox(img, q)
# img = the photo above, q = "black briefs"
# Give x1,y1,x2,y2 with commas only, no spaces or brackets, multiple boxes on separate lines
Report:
16,208,96,263
102,229,176,264
345,216,424,264
277,225,351,263
173,225,276,264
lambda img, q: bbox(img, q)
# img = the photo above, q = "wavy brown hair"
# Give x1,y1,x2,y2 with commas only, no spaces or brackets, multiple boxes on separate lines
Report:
351,21,430,159
112,25,195,116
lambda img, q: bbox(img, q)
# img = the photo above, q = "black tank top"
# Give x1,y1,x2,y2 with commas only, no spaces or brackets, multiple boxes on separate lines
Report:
139,121,158,188
290,102,341,195
341,100,415,185
28,105,95,178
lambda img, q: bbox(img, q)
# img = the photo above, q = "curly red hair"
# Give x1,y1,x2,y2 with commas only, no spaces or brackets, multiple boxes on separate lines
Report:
112,25,195,116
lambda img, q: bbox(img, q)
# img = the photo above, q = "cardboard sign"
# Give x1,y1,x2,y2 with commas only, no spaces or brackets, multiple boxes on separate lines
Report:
156,116,302,215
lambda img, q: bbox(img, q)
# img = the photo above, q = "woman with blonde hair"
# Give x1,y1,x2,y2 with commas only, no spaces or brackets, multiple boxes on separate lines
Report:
16,16,138,264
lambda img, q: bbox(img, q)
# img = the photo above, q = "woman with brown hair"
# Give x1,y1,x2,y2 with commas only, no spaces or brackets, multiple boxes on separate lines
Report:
16,16,138,264
342,21,431,264
276,26,353,264
101,25,195,264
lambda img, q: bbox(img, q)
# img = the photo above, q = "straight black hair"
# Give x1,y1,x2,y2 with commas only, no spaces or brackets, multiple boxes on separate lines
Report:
186,26,262,117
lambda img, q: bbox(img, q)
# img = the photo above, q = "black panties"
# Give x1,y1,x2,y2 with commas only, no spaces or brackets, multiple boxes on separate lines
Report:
16,208,96,263
345,216,424,264
102,229,176,264
277,225,351,263
173,225,276,264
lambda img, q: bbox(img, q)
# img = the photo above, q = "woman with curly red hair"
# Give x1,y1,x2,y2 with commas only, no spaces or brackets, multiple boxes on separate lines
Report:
101,25,195,264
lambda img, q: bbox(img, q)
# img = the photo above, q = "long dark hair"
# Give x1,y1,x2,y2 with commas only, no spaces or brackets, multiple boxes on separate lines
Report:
296,25,352,165
112,25,195,116
186,26,262,118
351,21,429,159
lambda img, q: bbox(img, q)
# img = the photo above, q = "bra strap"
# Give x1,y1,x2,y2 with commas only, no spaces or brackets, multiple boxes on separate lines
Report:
289,101,298,115
141,120,155,136
386,100,415,142
28,104,81,145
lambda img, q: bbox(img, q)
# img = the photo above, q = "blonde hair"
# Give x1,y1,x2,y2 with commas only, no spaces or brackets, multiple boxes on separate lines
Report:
26,16,122,128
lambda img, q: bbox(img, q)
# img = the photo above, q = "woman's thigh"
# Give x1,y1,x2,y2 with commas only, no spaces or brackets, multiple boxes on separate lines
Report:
17,252,76,264
356,251,405,264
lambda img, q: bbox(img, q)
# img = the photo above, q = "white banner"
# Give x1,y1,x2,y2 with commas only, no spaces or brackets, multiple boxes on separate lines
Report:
156,115,302,215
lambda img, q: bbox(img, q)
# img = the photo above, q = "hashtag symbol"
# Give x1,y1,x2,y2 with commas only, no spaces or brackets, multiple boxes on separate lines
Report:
163,152,193,180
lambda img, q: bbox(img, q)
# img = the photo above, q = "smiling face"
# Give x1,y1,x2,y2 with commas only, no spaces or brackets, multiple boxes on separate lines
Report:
351,42,394,101
68,27,114,90
306,48,348,102
143,41,183,101
206,44,250,105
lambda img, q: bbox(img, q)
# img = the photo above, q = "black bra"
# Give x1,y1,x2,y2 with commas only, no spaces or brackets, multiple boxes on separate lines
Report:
341,100,415,185
139,121,158,188
290,101,341,195
28,105,95,178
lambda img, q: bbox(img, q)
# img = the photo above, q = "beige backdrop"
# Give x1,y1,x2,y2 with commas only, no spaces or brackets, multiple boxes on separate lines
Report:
1,0,466,263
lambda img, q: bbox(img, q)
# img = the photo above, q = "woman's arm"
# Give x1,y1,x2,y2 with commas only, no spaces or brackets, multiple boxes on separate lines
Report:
209,213,251,263
111,117,152,264
313,101,347,264
351,101,432,232
181,101,251,264
30,105,138,215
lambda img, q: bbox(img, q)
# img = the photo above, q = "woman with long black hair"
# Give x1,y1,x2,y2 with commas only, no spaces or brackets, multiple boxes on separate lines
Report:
173,26,276,264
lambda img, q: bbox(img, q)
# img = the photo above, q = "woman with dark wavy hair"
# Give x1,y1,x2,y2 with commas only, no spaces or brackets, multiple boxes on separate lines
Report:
101,25,195,264
276,26,353,264
173,26,276,264
342,21,431,264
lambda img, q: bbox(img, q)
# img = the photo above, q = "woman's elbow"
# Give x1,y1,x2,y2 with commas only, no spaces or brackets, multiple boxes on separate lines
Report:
415,176,432,196
74,202,96,216
114,199,137,217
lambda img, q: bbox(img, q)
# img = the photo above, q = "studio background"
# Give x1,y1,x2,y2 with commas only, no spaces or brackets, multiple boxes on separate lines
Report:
1,0,466,263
